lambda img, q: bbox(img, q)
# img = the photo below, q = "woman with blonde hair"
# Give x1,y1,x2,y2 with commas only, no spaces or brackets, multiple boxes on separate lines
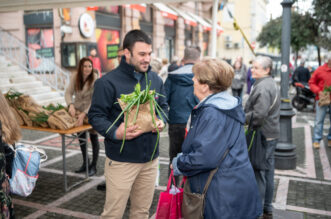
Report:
0,93,21,218
65,57,100,176
171,58,261,218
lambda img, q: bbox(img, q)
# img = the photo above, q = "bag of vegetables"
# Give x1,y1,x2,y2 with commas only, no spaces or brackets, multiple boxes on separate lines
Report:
106,75,167,159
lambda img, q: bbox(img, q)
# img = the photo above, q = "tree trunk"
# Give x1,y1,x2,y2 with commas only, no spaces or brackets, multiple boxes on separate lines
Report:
294,51,298,68
317,46,321,66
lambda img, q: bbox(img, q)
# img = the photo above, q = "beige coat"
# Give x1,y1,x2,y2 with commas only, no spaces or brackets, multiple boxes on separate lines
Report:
65,72,98,114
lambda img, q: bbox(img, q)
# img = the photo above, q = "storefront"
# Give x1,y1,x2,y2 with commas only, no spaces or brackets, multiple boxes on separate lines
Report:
94,6,121,72
24,10,55,72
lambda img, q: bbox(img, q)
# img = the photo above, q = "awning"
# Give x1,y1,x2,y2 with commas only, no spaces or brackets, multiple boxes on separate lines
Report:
187,12,211,31
204,18,224,34
123,4,146,13
168,6,197,27
153,3,178,20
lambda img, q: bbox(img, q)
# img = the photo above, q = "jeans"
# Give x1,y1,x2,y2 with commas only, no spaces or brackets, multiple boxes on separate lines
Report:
254,139,277,213
313,101,331,143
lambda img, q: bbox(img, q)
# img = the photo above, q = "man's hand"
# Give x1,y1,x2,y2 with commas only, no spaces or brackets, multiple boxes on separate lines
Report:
152,120,165,133
75,112,85,127
115,123,143,140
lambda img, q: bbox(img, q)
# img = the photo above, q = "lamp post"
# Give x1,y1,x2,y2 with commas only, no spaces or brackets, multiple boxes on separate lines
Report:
275,0,296,170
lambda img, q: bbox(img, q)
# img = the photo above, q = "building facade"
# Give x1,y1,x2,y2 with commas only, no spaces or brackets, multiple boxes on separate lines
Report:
0,2,215,74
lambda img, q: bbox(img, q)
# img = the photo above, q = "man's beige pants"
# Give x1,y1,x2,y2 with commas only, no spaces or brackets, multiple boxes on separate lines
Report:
101,157,158,219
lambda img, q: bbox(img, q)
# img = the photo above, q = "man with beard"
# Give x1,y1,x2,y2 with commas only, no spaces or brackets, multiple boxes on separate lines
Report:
88,29,168,219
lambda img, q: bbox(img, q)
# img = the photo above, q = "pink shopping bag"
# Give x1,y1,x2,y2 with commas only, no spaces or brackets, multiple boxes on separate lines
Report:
155,170,185,219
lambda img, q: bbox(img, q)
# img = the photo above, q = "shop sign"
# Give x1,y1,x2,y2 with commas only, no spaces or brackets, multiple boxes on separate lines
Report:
107,44,119,59
36,48,54,58
79,13,95,38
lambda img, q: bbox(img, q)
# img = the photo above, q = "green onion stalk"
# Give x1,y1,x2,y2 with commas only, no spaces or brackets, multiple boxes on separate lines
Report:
105,73,168,160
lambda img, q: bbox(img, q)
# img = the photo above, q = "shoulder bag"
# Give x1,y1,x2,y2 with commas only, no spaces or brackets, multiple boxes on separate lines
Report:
182,148,230,219
245,85,278,170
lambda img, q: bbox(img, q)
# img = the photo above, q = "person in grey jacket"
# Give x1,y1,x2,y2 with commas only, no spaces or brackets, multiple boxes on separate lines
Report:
231,59,247,98
244,56,280,219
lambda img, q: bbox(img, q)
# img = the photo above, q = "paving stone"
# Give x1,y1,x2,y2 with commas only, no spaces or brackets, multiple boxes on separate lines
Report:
21,129,55,141
38,212,80,219
13,204,37,217
46,154,106,177
293,127,306,168
287,181,331,211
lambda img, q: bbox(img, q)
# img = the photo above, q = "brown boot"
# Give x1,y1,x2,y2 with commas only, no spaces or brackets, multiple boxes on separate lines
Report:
328,140,331,147
313,142,320,149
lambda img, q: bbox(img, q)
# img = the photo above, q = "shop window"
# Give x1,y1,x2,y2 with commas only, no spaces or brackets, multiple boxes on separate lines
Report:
27,28,54,72
61,42,96,68
95,29,120,72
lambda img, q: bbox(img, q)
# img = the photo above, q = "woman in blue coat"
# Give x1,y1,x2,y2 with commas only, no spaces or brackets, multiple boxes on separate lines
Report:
171,58,262,219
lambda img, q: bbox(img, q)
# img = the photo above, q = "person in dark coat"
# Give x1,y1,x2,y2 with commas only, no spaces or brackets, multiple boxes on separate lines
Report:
164,47,200,178
292,59,311,85
171,58,262,219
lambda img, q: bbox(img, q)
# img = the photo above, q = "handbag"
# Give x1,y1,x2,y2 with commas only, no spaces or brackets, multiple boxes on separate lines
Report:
155,170,185,219
182,148,229,219
9,143,47,197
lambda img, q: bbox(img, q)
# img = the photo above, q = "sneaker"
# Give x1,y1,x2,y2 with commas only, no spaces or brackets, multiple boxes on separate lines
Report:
313,142,320,149
328,140,331,147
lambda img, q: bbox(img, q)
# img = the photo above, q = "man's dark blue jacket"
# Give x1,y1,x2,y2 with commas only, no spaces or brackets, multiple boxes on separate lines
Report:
88,58,168,163
164,64,199,124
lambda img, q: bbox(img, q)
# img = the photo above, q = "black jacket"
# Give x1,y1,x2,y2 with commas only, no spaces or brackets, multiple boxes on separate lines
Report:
88,58,168,163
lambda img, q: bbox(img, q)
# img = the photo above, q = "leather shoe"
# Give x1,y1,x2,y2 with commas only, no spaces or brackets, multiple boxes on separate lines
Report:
97,183,106,191
75,163,88,173
88,165,97,176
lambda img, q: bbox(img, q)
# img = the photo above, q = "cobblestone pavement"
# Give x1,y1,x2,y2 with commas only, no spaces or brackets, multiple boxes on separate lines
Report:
12,106,331,219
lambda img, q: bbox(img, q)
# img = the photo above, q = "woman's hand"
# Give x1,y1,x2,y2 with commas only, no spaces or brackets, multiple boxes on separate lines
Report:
170,164,173,169
75,112,85,127
68,104,76,117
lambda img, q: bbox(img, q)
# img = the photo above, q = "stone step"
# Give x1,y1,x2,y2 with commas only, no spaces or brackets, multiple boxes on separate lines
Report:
0,78,10,85
9,76,37,83
18,86,52,95
0,65,22,72
0,71,28,78
37,96,66,107
31,92,62,101
0,81,43,92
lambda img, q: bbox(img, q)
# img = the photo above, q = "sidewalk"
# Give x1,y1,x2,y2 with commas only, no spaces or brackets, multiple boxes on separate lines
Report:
12,107,331,219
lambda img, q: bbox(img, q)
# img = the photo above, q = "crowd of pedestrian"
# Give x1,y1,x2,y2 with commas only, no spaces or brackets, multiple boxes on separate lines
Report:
2,27,330,219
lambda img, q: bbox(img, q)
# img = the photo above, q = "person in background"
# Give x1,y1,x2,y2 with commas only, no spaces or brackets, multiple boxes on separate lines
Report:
244,56,280,219
231,59,247,98
292,59,311,85
309,54,331,149
164,46,200,179
89,48,102,78
159,58,169,82
168,56,180,72
0,94,22,219
171,58,261,218
246,60,254,94
65,57,100,176
88,29,168,219
150,58,162,74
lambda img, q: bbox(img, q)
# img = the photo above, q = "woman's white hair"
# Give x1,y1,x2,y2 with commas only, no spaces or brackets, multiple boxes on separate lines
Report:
254,56,273,74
